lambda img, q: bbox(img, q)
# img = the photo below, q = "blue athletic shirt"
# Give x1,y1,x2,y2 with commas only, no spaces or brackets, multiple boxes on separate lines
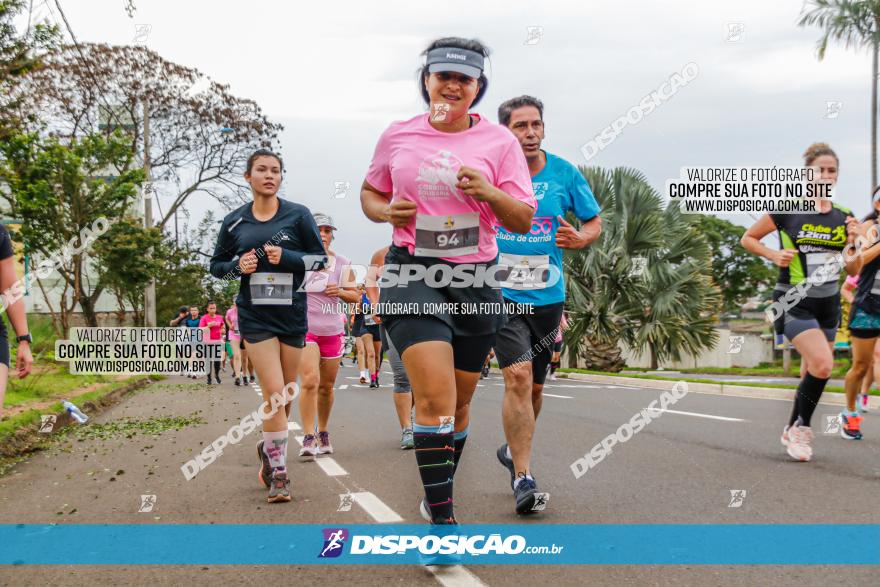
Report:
496,151,600,306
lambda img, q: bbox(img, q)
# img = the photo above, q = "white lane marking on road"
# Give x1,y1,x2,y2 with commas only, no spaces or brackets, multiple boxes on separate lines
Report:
427,565,488,587
339,384,349,389
287,422,301,431
351,491,404,523
316,457,348,476
646,408,744,422
543,393,573,399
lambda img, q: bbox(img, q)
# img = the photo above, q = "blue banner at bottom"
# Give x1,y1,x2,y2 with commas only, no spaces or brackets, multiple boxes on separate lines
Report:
1,524,878,565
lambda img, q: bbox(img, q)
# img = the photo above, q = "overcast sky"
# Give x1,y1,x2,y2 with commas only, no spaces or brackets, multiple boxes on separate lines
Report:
39,0,880,264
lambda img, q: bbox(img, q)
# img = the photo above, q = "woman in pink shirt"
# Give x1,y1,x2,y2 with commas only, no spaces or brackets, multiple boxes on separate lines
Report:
297,213,359,458
199,301,225,384
360,36,536,525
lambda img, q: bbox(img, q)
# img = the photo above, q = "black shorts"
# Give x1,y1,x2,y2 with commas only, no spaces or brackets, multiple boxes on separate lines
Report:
378,245,505,338
0,333,8,368
771,289,785,336
385,316,495,373
241,331,305,348
782,294,841,342
494,301,564,385
363,324,381,339
239,339,246,350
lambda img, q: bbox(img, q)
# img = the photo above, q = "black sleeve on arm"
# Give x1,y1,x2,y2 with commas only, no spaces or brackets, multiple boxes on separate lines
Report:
279,211,328,272
210,216,240,279
0,226,13,260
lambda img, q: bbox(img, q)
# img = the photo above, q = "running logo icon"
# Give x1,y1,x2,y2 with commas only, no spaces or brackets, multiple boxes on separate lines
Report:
318,528,349,558
531,492,550,512
823,415,841,435
824,101,842,119
533,182,548,201
332,181,350,199
337,493,353,512
138,495,157,513
39,415,56,433
727,335,744,354
728,489,746,508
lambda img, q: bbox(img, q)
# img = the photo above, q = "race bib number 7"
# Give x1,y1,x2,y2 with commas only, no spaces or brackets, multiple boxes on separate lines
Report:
414,213,480,258
250,273,294,305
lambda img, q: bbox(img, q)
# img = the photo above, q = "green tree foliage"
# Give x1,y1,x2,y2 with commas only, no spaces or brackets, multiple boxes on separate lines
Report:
565,167,721,370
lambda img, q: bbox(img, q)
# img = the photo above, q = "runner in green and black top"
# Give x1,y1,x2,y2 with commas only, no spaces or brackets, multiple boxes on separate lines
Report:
742,143,860,462
840,187,880,440
210,149,327,503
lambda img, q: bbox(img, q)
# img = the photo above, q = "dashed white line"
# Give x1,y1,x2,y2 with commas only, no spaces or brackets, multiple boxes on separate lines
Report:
646,408,744,422
542,393,573,399
350,491,404,523
287,421,301,431
315,457,348,477
427,565,488,587
339,384,349,390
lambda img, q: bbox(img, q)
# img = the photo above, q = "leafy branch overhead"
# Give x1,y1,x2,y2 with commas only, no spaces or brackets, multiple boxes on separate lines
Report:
13,43,284,224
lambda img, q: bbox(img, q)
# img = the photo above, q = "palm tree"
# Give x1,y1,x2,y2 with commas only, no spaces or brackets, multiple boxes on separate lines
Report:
799,0,880,193
564,167,720,370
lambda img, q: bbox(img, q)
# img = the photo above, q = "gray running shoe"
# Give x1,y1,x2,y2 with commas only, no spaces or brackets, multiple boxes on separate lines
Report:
400,428,414,450
267,470,291,503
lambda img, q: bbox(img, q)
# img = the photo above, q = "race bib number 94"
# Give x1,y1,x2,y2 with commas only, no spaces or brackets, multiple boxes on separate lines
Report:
414,213,480,258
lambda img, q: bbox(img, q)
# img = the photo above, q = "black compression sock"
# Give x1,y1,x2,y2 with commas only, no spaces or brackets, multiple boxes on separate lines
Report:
795,373,829,427
413,425,455,522
452,427,469,476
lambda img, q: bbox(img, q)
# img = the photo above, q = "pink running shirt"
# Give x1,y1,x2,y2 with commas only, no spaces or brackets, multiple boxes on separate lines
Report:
225,307,240,340
199,313,224,341
365,113,536,263
305,252,351,336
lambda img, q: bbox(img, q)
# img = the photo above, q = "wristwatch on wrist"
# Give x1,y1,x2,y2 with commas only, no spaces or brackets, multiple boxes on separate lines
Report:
16,333,32,344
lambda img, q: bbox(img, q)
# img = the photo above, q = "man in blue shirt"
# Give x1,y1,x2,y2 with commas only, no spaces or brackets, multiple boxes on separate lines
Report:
494,96,602,515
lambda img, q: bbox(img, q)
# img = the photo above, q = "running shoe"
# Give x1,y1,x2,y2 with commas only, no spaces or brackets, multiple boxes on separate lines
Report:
250,375,256,383
207,375,212,385
267,470,291,503
419,498,458,525
299,434,318,458
317,431,333,454
838,412,863,440
784,419,813,462
400,428,414,450
215,375,221,384
513,474,543,515
496,443,516,489
548,373,557,381
256,440,272,488
481,363,490,379
369,380,379,389
359,375,367,384
234,377,241,387
859,393,870,413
